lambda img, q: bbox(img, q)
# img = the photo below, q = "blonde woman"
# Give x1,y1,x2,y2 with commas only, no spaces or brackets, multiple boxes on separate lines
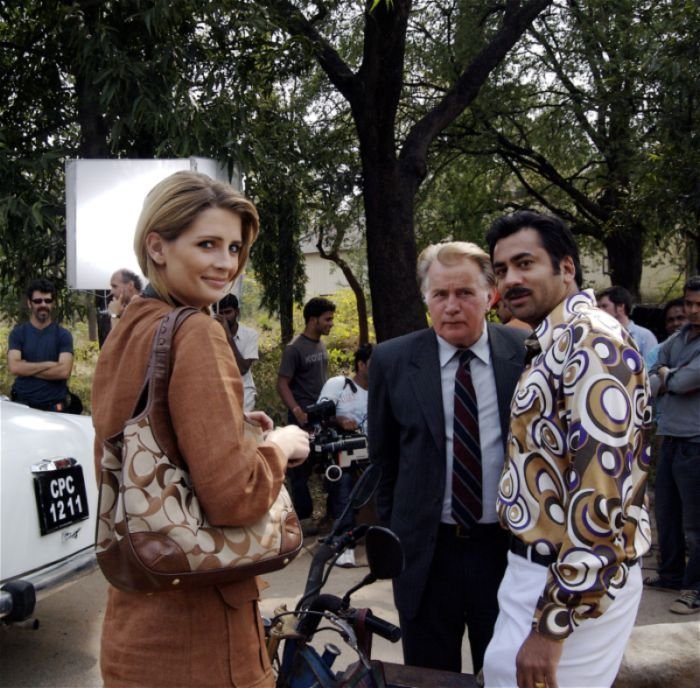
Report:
92,171,308,687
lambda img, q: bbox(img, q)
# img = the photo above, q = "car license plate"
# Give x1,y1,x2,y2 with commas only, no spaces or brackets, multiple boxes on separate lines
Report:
33,466,90,535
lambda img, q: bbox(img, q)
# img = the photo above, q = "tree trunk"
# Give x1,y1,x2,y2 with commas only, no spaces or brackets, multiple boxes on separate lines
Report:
688,211,700,277
362,158,427,341
87,298,98,342
277,204,298,345
74,3,110,158
603,227,644,302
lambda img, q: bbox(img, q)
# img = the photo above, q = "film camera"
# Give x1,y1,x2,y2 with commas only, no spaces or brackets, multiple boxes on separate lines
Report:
304,399,369,482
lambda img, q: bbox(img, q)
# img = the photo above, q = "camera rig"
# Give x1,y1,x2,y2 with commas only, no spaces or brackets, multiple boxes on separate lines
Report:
304,399,369,482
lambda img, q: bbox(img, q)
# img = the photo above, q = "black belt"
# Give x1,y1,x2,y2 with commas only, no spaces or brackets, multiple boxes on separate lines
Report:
438,522,504,541
510,538,639,568
510,538,558,566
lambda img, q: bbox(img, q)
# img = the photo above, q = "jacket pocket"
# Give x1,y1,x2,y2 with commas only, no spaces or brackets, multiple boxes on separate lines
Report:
218,580,274,688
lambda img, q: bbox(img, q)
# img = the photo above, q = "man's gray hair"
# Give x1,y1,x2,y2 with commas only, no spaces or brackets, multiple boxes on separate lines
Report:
417,241,495,296
118,269,143,292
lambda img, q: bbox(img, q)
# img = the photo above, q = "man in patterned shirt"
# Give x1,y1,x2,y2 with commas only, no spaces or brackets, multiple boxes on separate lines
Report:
483,211,652,688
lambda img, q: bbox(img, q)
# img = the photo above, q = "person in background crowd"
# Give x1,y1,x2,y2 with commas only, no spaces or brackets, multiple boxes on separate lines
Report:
277,297,336,530
217,293,259,412
316,343,373,567
91,170,309,688
597,285,658,359
492,292,531,330
662,296,690,335
645,297,687,368
369,242,527,675
8,278,80,413
646,276,700,615
107,268,142,328
484,210,651,688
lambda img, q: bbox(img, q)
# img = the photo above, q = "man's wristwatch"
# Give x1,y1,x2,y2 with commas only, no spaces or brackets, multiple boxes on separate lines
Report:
110,313,120,319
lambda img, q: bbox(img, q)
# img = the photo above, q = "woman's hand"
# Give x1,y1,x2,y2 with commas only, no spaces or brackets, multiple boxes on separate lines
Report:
266,425,310,467
244,410,274,432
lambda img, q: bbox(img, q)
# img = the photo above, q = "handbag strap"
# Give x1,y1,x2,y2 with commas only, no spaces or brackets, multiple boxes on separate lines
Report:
132,306,201,437
148,306,201,403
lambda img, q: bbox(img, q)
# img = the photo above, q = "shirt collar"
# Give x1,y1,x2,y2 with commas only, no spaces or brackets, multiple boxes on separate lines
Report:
530,289,599,353
436,323,490,369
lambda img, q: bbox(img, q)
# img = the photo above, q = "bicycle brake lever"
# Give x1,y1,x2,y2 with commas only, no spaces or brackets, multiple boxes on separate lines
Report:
331,617,358,649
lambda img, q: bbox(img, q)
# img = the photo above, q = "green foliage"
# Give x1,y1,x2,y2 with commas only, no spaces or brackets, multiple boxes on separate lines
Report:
324,289,374,351
252,343,287,425
68,324,100,413
8,0,695,340
369,0,393,12
438,0,700,291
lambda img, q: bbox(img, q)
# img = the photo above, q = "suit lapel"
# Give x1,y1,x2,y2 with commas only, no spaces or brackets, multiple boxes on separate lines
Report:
488,323,525,444
408,330,446,454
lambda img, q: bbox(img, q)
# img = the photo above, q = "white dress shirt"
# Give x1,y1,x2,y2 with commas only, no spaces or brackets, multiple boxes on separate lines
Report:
437,325,504,524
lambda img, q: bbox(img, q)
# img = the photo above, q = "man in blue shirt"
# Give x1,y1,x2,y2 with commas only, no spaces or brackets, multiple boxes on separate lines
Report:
8,278,76,413
597,285,658,358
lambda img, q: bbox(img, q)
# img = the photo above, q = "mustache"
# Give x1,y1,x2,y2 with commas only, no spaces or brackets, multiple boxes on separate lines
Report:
504,288,531,300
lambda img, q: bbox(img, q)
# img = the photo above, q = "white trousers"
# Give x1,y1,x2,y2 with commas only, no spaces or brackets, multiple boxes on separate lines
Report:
483,551,642,688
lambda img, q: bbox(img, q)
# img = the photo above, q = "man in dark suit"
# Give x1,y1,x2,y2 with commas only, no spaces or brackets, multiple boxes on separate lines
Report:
368,241,527,675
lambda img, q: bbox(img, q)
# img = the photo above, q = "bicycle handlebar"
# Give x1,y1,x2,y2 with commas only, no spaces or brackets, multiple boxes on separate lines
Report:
362,610,401,643
295,593,401,644
301,543,335,603
299,526,369,609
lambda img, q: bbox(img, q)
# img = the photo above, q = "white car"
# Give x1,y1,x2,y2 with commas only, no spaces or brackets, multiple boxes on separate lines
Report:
0,398,98,625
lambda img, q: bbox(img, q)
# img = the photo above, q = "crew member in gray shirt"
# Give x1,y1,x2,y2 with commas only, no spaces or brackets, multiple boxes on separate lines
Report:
646,275,700,615
277,297,336,520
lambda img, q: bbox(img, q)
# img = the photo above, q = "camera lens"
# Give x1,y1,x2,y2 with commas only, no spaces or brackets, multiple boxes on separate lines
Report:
325,465,343,482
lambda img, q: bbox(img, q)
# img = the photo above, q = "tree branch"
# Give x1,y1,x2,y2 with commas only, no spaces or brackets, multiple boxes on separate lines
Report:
399,0,553,179
260,0,360,104
317,228,370,344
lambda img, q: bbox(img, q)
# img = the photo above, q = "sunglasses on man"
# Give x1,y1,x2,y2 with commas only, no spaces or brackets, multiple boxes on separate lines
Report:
31,298,54,304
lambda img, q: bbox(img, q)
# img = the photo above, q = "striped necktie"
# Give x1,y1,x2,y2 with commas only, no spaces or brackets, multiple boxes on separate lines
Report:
452,349,482,528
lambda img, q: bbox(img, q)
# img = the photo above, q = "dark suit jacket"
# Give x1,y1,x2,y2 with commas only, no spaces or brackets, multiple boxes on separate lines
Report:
368,323,527,620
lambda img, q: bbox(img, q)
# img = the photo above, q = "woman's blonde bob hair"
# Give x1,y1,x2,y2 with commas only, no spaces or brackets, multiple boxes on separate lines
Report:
134,171,259,304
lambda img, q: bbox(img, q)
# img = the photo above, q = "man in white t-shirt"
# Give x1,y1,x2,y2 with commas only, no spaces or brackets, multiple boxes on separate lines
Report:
317,343,372,566
217,294,259,412
318,344,372,434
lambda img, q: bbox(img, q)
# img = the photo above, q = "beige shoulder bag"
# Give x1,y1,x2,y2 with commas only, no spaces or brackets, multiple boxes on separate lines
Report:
95,307,302,593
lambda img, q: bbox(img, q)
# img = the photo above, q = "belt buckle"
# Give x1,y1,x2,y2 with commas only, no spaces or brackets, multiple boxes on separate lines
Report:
455,524,471,539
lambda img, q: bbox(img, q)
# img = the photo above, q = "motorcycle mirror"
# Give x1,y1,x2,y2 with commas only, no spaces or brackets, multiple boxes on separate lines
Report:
365,526,404,580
